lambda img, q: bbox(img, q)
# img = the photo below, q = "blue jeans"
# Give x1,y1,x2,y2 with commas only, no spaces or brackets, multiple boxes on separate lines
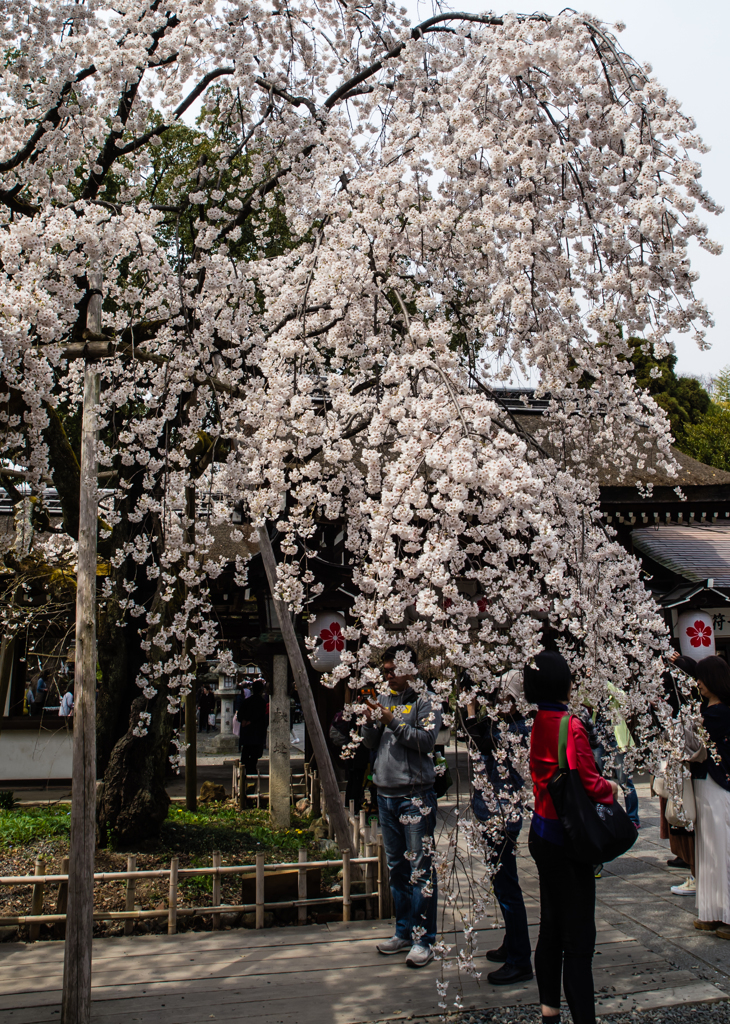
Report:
378,789,438,948
485,827,532,970
613,750,639,826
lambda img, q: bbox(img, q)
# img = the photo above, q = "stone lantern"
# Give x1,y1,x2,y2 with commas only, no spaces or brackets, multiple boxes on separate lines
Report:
210,667,239,754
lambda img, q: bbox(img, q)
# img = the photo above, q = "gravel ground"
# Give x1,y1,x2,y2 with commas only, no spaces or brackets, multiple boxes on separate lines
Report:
398,1001,730,1024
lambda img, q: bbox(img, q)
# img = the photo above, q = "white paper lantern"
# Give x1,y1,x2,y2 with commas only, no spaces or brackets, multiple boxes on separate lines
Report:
677,610,716,658
308,612,346,672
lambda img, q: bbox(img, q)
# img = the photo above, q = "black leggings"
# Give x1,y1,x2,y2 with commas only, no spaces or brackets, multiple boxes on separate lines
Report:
528,827,597,1024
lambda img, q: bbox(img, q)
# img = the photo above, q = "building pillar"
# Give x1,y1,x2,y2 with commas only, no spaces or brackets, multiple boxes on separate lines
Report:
269,654,291,828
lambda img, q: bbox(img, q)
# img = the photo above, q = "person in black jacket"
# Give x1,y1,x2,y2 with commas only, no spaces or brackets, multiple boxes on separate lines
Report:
235,679,270,789
464,671,533,986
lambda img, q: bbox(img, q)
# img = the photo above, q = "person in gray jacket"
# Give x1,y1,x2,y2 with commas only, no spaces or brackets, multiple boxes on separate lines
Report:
362,646,442,968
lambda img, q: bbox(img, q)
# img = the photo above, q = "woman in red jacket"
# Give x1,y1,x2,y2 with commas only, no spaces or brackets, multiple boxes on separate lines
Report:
525,651,618,1024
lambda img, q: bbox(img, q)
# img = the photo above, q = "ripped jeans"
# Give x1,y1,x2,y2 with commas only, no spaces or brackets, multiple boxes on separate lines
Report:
378,789,438,948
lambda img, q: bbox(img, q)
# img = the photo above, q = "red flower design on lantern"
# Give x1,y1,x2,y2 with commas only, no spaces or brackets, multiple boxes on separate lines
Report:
320,621,345,652
686,620,712,648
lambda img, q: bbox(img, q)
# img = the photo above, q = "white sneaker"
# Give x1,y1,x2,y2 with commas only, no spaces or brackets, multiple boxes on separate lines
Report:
406,944,434,968
376,935,411,955
671,875,696,896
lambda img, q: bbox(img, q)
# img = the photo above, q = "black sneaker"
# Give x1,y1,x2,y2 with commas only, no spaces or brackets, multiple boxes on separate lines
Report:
487,963,534,986
486,944,508,963
667,856,689,870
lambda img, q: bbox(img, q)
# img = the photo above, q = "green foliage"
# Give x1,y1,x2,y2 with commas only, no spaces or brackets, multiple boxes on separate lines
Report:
0,791,14,810
160,804,318,857
678,403,730,473
711,365,730,406
626,337,711,437
0,806,71,848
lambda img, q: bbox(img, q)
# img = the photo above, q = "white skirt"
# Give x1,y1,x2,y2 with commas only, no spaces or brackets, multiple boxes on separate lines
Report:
694,775,730,924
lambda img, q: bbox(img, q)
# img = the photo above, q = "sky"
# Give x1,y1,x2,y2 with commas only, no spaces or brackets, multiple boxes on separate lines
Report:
403,0,729,381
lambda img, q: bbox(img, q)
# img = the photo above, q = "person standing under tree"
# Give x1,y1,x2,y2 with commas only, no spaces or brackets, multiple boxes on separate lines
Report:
525,651,619,1024
464,670,533,986
235,679,270,804
361,646,441,969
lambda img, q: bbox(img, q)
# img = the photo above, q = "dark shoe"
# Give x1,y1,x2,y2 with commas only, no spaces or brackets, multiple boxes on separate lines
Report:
486,944,508,963
667,856,689,869
487,963,534,986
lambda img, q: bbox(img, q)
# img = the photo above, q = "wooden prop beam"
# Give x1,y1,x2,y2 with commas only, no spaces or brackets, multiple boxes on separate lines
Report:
257,526,355,854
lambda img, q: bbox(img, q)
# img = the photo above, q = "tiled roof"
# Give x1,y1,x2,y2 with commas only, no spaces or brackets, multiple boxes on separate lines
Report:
631,523,730,585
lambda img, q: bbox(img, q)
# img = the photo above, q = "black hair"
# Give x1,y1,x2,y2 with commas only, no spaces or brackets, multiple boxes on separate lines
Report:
523,650,572,704
696,655,730,705
382,645,418,666
673,655,698,678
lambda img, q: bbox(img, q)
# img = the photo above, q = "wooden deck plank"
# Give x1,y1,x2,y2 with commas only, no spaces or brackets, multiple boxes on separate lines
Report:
0,937,665,1008
0,969,719,1024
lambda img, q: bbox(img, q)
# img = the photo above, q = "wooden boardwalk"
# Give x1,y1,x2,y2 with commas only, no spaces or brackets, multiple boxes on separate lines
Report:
0,782,727,1022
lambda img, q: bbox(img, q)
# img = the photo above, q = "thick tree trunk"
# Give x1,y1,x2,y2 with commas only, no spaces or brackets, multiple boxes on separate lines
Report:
96,690,173,846
96,566,183,846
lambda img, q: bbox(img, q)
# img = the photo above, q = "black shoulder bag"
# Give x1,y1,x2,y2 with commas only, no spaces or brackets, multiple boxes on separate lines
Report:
547,714,638,864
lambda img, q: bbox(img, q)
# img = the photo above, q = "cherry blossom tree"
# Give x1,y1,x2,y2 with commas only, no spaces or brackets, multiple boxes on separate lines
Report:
0,0,720,875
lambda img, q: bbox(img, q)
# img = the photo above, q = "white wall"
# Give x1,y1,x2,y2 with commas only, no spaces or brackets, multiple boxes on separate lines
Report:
0,728,72,782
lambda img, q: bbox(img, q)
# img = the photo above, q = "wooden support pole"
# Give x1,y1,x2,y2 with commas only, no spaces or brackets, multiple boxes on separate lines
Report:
168,857,178,935
212,851,221,930
238,764,245,811
311,771,321,819
255,853,265,929
342,848,351,923
365,842,375,920
269,654,291,829
257,526,356,855
359,810,367,857
124,856,136,937
377,833,391,921
0,638,14,718
297,847,307,926
56,857,69,939
28,857,45,941
61,284,101,1024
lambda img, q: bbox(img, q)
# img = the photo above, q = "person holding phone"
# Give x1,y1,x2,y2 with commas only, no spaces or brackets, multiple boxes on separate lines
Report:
361,646,441,969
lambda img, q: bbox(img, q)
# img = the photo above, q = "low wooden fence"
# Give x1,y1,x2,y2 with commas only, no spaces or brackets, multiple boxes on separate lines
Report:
0,838,392,939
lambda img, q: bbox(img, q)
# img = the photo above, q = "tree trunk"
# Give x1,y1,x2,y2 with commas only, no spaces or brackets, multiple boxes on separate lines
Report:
96,690,174,846
96,573,183,845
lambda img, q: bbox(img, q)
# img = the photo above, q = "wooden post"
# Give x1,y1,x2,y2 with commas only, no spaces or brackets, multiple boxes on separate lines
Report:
269,654,291,829
257,526,356,854
0,638,14,718
168,857,178,935
350,802,358,852
238,764,245,810
297,847,307,926
184,485,197,812
212,851,221,930
62,270,101,1024
365,842,375,920
359,810,367,857
56,856,70,939
377,833,391,920
342,848,351,923
311,771,321,819
29,856,46,941
255,852,265,929
124,856,136,936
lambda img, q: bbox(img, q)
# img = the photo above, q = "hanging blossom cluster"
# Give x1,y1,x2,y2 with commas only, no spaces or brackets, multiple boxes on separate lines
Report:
0,0,722,986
